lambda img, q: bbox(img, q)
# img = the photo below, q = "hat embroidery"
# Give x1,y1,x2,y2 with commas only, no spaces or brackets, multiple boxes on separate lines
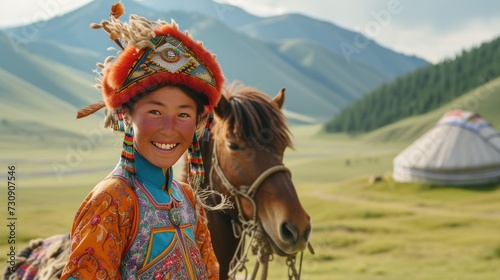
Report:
119,35,216,93
160,48,181,63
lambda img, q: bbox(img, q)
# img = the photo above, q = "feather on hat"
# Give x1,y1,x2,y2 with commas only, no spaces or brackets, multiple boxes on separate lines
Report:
77,2,224,187
78,2,224,118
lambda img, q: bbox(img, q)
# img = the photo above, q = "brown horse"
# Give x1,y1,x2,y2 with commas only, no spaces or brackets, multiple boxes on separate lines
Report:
190,85,312,279
4,86,312,280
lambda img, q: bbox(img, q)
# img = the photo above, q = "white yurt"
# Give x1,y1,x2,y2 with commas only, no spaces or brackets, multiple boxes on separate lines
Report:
393,110,500,185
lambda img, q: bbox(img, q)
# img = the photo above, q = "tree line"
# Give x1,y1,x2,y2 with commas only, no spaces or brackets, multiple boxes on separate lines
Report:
325,36,500,133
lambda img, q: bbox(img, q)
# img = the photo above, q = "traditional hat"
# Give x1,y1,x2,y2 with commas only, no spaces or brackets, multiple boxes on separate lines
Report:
77,2,224,186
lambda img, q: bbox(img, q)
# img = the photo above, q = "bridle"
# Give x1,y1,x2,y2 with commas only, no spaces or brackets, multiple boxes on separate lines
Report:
209,140,306,280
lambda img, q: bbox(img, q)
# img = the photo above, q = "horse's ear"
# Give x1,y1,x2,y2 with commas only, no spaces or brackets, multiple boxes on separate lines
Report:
215,94,231,118
272,88,286,109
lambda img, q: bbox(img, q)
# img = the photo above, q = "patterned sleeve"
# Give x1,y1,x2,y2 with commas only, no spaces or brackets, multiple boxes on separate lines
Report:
181,183,220,280
60,178,137,280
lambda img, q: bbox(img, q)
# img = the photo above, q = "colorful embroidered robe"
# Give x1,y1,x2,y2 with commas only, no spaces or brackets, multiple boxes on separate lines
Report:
61,152,219,279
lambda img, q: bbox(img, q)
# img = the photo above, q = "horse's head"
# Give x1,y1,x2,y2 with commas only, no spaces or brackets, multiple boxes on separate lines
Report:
209,85,311,256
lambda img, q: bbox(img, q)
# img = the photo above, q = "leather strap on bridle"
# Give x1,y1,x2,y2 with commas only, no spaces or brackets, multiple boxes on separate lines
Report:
209,141,305,280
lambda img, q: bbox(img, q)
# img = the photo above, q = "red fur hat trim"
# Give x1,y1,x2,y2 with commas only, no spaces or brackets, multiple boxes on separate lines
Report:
101,24,224,110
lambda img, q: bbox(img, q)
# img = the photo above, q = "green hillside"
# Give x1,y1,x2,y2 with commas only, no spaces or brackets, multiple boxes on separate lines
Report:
273,39,388,103
185,17,340,119
325,36,500,133
3,2,337,121
2,0,428,122
137,0,261,28
0,68,102,135
0,33,108,145
22,39,102,72
238,13,428,79
360,76,500,143
0,34,98,110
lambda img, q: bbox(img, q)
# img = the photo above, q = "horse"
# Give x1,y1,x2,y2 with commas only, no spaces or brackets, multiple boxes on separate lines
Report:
3,85,312,280
189,84,312,279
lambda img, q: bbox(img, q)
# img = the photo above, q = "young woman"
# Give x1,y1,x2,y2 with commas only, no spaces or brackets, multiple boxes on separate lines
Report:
61,3,227,279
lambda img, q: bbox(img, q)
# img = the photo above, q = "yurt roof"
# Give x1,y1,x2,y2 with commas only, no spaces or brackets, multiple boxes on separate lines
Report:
394,110,500,172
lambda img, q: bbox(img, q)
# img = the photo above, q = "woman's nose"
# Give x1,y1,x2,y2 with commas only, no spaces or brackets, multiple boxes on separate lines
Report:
161,116,175,132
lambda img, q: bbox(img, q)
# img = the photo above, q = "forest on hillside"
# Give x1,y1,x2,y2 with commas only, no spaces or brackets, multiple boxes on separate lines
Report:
325,37,500,133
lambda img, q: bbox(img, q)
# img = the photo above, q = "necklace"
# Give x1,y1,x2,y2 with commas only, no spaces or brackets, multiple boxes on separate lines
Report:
168,206,182,226
163,173,182,227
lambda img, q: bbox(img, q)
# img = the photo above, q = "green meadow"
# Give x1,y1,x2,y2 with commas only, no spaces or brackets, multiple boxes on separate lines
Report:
1,123,500,279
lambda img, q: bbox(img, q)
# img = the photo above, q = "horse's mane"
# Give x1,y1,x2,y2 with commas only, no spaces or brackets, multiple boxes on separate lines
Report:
217,84,293,150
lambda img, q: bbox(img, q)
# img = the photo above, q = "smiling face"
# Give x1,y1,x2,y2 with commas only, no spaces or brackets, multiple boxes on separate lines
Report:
125,86,198,171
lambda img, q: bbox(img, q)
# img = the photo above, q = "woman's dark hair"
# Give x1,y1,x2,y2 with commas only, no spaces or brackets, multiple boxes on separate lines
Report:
176,84,210,119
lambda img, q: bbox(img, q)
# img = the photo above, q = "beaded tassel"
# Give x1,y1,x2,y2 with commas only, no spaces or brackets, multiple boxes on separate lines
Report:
188,133,204,188
115,107,126,132
121,126,136,174
115,108,135,175
203,112,214,142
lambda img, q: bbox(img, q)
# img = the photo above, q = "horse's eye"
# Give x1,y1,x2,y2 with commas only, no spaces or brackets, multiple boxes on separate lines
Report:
227,142,243,151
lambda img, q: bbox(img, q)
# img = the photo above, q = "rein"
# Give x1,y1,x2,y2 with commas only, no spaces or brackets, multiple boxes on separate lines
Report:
209,141,304,280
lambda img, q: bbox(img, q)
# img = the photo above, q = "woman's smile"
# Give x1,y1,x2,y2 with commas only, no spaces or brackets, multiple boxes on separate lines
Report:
126,86,198,169
152,141,179,151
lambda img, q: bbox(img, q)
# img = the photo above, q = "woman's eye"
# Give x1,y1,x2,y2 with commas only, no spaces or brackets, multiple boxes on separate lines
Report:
227,142,243,151
149,110,161,115
178,112,190,118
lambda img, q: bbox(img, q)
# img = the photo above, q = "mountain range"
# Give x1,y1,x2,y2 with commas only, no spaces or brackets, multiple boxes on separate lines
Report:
0,0,427,144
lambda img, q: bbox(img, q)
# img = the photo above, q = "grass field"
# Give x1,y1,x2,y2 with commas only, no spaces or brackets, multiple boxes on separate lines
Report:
2,125,500,279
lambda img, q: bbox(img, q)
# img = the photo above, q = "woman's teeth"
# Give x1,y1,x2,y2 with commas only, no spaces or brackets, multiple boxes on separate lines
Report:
153,142,177,150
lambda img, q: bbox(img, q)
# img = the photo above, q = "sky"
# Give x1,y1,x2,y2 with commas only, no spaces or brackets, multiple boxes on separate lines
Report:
1,0,499,63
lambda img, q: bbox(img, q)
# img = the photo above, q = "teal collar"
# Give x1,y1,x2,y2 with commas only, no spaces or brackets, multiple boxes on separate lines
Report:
134,150,172,190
